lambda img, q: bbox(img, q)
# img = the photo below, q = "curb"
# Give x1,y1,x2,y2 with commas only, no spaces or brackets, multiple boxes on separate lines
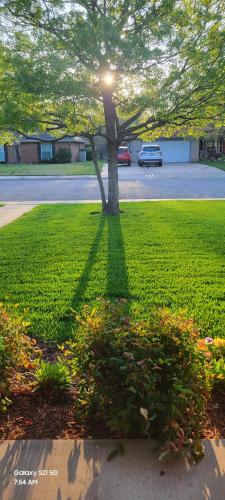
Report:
0,175,108,180
2,198,225,205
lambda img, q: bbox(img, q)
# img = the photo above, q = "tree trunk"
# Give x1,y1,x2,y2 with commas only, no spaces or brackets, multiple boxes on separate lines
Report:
89,136,107,213
102,88,120,215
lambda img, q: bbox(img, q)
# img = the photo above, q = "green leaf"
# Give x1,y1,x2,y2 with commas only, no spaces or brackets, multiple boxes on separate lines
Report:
127,386,137,394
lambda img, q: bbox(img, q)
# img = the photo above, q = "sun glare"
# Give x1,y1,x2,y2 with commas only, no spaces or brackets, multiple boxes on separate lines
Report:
102,72,114,85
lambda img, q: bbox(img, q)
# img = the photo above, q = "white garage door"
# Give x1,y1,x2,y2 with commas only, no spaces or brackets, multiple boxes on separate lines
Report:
157,141,190,162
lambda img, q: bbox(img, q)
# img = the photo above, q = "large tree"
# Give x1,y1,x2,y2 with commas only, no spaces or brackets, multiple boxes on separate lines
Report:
0,0,225,213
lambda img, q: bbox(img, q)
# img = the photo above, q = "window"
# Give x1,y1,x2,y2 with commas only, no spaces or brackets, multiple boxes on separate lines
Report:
41,143,53,161
0,145,5,162
117,147,128,153
143,146,160,152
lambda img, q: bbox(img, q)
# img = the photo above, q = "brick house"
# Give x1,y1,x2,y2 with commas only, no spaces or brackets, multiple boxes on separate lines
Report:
0,133,86,163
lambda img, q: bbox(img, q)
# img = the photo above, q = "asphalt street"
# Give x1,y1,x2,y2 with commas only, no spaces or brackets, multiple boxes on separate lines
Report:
0,163,225,201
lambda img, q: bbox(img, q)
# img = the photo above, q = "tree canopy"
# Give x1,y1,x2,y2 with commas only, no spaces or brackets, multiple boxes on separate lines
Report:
0,0,225,211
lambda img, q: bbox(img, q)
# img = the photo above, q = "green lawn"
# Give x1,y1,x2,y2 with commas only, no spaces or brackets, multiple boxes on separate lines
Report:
200,159,225,172
0,161,103,176
0,201,225,341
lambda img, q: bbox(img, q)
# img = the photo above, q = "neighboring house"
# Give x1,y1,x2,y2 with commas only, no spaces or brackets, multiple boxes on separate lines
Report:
0,133,86,164
199,128,225,159
94,136,200,162
94,136,108,160
129,138,200,163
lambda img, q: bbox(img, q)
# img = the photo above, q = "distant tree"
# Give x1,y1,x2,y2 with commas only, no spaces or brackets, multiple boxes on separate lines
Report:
0,1,225,213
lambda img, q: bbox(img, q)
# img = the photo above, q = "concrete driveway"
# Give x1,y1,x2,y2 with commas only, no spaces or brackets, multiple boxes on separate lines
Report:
0,162,225,201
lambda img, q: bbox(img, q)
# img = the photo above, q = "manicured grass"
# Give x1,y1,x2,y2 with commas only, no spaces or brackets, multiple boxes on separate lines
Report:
0,201,225,341
200,159,225,172
0,161,103,176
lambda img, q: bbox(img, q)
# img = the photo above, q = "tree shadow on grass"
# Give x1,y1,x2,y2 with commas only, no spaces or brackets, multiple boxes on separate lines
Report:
105,214,130,306
59,214,106,338
61,213,130,338
70,215,106,309
70,213,130,309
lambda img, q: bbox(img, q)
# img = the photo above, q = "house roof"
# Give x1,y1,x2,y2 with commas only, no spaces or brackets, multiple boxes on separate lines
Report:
20,132,86,144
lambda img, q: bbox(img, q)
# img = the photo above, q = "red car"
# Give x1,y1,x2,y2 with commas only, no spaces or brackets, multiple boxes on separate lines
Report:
117,146,131,166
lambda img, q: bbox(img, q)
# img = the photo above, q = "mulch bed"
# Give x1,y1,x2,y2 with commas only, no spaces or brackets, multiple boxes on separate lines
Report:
0,388,224,441
0,341,112,440
0,341,225,440
202,389,225,439
0,386,113,440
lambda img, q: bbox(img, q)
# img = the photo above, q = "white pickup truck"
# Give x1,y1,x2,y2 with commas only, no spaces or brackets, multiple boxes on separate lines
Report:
138,144,163,167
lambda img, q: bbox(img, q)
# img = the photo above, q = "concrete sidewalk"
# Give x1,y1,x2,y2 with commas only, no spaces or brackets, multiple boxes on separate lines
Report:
0,204,36,228
0,439,224,500
2,198,225,206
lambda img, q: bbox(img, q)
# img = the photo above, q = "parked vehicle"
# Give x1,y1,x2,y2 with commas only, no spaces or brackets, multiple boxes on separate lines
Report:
117,146,131,166
138,144,163,166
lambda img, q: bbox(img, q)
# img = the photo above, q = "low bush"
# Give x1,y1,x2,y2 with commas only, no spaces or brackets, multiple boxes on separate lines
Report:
0,303,37,412
211,338,225,357
198,337,225,388
54,147,72,164
39,159,56,164
211,358,225,386
34,361,71,391
63,299,210,454
86,148,93,161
